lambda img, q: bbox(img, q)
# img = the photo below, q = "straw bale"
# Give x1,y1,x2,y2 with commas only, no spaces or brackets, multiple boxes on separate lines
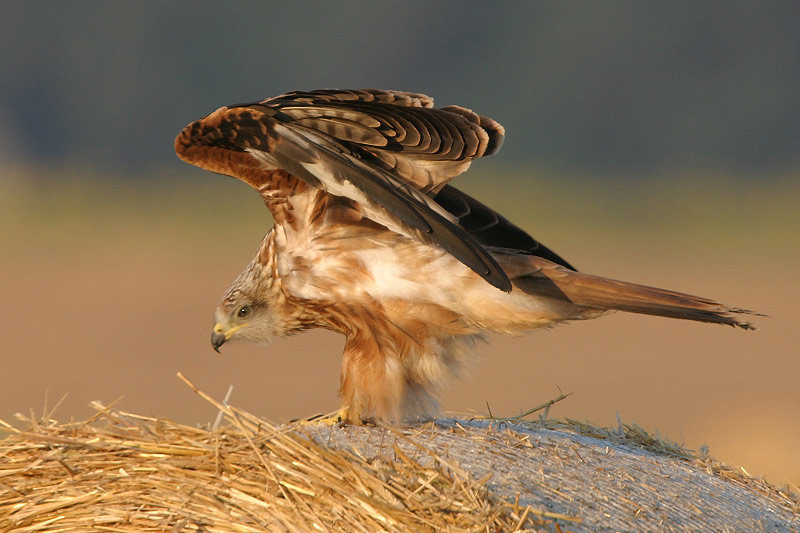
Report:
1,397,798,532
309,418,800,531
0,403,538,532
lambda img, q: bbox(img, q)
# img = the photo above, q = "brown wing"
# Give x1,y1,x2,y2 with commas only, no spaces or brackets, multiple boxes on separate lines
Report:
255,89,504,193
175,88,511,291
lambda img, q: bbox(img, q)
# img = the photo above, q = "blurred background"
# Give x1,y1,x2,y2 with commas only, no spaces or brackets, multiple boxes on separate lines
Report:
1,1,798,486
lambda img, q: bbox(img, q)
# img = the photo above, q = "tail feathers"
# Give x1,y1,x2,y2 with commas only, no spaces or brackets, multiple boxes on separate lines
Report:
514,265,760,329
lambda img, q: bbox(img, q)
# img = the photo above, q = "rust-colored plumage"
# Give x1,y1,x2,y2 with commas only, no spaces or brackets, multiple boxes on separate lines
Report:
175,89,757,423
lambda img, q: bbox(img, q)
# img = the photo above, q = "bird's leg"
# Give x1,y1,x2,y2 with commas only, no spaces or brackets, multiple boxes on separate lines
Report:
339,330,405,424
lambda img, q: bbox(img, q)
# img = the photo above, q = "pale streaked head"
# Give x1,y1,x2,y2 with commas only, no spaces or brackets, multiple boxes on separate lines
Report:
210,261,283,352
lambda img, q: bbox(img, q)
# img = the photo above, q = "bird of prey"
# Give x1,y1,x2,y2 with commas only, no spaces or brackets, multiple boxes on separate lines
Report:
175,89,756,423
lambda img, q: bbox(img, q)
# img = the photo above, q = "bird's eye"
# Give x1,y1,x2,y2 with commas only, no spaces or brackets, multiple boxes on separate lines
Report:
237,306,250,318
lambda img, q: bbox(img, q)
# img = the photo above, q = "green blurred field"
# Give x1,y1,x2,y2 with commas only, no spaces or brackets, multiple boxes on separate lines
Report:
1,163,798,486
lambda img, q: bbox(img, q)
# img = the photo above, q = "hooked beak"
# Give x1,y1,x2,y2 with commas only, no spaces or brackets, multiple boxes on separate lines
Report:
211,322,249,353
211,329,226,353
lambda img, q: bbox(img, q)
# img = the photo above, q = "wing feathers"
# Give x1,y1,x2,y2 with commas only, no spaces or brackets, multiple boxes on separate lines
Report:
175,89,512,290
277,88,435,107
290,116,389,146
278,106,383,128
265,90,500,159
442,105,505,156
435,185,577,270
257,123,510,289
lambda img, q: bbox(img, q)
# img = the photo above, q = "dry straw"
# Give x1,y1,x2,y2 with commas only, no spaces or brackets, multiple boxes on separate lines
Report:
0,374,545,532
2,374,798,532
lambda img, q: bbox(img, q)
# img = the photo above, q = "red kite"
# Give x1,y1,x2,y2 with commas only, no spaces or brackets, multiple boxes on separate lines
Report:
176,89,755,422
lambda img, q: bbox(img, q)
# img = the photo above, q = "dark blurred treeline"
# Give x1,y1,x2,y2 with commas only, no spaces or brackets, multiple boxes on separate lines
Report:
1,1,798,178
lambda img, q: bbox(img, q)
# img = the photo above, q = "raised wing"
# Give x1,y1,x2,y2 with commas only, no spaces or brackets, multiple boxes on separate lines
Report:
252,89,504,193
175,89,512,291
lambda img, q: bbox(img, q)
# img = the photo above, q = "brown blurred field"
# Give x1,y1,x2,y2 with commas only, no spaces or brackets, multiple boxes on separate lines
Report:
1,165,798,486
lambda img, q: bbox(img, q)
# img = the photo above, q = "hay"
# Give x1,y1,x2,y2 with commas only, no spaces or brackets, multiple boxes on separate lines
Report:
306,418,799,531
2,378,798,532
0,384,543,532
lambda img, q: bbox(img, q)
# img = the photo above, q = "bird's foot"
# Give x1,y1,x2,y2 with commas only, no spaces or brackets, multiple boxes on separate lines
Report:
289,407,376,427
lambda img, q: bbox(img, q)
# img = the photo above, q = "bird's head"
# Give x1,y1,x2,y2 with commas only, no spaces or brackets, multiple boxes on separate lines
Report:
210,262,284,352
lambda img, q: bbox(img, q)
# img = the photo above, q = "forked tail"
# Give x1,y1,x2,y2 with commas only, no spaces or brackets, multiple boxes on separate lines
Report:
513,263,760,329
